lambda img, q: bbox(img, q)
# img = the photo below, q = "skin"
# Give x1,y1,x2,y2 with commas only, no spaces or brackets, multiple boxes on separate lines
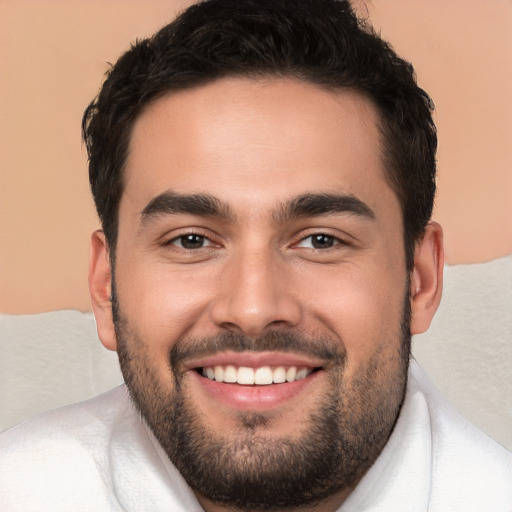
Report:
89,77,443,511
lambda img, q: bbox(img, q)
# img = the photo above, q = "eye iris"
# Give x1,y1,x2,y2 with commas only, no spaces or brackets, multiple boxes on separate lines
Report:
181,234,204,249
312,234,334,249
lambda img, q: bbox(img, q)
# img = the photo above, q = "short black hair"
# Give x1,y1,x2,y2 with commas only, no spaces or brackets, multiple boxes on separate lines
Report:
83,0,437,270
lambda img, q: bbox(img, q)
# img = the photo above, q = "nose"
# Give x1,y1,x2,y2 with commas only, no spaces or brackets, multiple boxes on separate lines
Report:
210,249,302,337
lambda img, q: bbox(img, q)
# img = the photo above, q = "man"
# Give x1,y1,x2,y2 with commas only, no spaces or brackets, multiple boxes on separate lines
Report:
1,0,511,510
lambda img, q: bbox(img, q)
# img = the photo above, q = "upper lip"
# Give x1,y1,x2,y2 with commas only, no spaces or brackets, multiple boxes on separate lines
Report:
185,351,326,371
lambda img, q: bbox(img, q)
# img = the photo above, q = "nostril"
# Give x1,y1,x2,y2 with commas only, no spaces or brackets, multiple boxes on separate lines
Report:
210,282,302,337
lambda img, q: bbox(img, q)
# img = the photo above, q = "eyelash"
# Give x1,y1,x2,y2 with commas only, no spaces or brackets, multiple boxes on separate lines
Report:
164,231,349,252
294,233,349,250
165,230,218,250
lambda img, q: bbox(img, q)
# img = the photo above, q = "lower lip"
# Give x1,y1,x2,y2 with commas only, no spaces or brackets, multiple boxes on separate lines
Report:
191,370,321,411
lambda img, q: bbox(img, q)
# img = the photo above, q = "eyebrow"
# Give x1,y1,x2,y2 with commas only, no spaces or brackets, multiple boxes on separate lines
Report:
140,191,234,223
273,193,376,223
140,190,375,225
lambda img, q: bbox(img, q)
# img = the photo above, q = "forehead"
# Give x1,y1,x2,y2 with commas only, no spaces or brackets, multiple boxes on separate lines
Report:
121,77,396,221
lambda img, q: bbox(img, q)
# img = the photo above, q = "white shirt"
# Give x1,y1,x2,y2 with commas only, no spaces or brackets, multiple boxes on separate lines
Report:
1,360,511,511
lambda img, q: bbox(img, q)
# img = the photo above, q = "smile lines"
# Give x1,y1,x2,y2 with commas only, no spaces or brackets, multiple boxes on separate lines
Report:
201,365,314,385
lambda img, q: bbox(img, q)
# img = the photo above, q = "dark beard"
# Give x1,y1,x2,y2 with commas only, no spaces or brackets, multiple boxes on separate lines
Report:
113,290,411,510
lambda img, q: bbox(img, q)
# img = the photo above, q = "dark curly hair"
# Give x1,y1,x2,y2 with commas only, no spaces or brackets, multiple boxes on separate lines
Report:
82,0,437,270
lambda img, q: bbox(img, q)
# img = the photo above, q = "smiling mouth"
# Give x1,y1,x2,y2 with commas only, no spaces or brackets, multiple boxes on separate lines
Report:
198,365,321,385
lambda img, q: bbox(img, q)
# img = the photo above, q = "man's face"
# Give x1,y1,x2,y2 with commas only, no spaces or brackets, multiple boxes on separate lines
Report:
108,78,412,509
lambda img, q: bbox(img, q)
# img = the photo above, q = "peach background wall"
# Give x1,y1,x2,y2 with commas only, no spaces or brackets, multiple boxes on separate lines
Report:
1,0,511,314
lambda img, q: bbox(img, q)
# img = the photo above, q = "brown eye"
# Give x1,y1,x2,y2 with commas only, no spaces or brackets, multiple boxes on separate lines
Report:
171,234,211,249
297,234,338,249
311,234,335,249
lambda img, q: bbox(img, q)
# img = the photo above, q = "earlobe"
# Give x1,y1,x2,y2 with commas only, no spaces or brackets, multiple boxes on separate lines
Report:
89,230,117,351
410,221,444,335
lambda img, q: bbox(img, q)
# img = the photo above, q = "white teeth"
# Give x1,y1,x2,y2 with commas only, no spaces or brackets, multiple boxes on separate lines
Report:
214,366,224,382
286,367,297,382
237,366,255,385
296,368,309,381
272,366,286,383
223,365,237,383
255,366,273,385
203,365,314,385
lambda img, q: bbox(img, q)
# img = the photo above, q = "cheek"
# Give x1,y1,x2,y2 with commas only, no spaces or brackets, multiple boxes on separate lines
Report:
115,257,216,345
303,264,407,359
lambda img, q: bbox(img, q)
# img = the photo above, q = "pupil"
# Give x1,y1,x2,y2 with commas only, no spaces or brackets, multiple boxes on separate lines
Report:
182,234,204,249
312,234,333,249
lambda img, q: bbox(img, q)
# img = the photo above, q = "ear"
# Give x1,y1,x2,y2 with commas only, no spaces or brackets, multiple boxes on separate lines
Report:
410,221,444,335
89,230,117,351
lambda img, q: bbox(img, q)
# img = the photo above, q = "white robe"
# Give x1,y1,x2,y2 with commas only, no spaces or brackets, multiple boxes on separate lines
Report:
1,360,511,511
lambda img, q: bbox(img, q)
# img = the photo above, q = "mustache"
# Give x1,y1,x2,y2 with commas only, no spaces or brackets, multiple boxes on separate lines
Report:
169,330,346,368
